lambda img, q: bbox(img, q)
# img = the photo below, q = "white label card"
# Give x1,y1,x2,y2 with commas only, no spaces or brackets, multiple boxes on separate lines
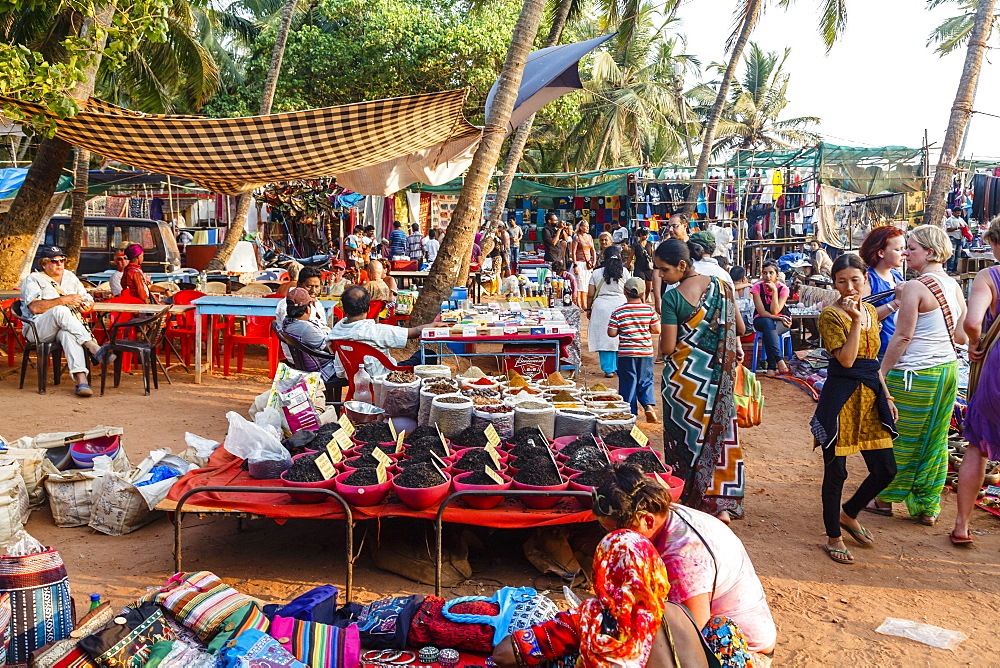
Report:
630,425,649,448
372,448,392,467
484,424,501,447
316,452,337,480
338,413,355,436
325,439,344,463
484,467,504,484
376,462,388,484
388,420,397,439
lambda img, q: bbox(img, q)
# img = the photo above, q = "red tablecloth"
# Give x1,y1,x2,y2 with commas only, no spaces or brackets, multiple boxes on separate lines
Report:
166,450,595,528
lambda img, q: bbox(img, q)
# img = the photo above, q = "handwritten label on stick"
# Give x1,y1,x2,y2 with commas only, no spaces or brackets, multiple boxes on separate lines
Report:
630,425,649,448
484,467,503,485
338,413,355,436
326,439,344,463
316,452,337,480
484,424,501,447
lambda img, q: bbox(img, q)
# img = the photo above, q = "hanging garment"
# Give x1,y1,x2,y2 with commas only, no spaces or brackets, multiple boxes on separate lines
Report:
772,169,784,199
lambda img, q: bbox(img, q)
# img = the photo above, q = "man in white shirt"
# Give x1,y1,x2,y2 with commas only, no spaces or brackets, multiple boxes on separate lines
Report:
345,226,364,267
19,245,113,397
422,228,441,263
690,231,734,287
944,209,964,273
611,220,630,245
327,285,432,377
506,217,523,271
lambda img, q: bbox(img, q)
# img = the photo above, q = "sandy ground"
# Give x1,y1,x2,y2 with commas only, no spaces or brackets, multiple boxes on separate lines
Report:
0,334,997,667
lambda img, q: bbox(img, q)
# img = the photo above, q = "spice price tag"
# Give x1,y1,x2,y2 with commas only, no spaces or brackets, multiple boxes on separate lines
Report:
338,413,355,437
484,424,501,447
333,429,353,451
436,424,451,456
430,457,447,483
388,420,397,439
630,425,649,448
376,461,388,484
372,448,393,468
484,467,504,485
325,439,344,464
484,444,501,467
395,431,406,453
316,452,337,480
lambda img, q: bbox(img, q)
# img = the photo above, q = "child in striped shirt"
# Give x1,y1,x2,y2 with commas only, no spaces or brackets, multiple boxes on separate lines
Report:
608,277,660,423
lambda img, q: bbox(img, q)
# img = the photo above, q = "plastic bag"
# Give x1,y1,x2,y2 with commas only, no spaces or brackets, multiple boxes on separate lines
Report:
382,377,422,418
4,529,43,557
182,432,220,468
874,618,968,650
224,411,291,479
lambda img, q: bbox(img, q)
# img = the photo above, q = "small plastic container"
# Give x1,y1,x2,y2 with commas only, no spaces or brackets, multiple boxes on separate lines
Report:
44,445,72,471
69,435,120,469
511,478,569,510
334,469,393,506
453,471,512,510
392,472,453,510
608,447,670,473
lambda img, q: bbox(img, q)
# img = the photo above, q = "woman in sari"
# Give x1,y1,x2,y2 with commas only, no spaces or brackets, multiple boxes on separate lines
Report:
654,239,746,522
951,216,1000,546
866,225,967,525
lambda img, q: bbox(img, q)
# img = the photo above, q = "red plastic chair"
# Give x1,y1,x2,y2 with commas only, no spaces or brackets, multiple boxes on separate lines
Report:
0,297,22,367
162,290,220,369
332,299,385,323
223,314,279,377
97,295,145,371
330,339,408,401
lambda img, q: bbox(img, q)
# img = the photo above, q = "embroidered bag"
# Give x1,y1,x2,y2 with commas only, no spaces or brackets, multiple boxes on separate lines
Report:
354,594,423,650
77,602,192,667
216,628,307,668
442,587,559,646
0,547,75,667
140,571,254,641
270,616,360,667
407,595,498,653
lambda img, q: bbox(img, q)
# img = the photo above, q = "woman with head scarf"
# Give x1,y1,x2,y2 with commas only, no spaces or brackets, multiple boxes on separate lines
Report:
587,246,633,377
493,529,716,668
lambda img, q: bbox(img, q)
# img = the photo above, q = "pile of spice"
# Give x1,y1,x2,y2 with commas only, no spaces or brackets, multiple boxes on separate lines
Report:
472,396,503,406
284,453,323,483
588,394,622,403
314,421,342,442
464,387,500,398
562,434,598,457
343,468,380,486
468,377,498,387
398,453,433,468
625,450,668,473
347,453,381,468
395,462,447,488
406,438,448,457
460,366,486,379
477,404,513,414
600,412,636,422
425,378,458,390
353,442,396,457
459,470,505,485
386,370,418,384
545,372,571,386
424,385,458,396
507,374,530,389
403,426,440,444
550,390,577,403
566,446,609,472
509,443,547,459
513,461,561,486
451,426,489,449
517,401,549,411
453,448,500,471
572,469,613,487
603,430,642,448
508,428,549,447
588,382,610,392
355,422,393,443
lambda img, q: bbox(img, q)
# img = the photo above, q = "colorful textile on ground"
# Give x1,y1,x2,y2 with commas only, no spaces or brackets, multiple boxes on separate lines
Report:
0,548,75,667
139,571,254,642
880,361,958,517
78,603,186,668
216,628,307,668
701,616,753,668
661,276,744,518
270,616,360,668
965,277,1000,458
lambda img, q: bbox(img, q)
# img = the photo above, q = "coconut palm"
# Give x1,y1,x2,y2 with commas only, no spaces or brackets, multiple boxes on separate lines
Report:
694,43,819,156
926,0,999,54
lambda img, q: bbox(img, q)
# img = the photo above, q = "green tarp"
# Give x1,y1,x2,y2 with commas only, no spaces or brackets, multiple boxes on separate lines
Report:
508,175,629,197
409,166,639,196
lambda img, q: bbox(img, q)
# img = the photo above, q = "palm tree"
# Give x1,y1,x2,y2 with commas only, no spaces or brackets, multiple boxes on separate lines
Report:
696,43,819,156
925,0,997,228
926,0,999,54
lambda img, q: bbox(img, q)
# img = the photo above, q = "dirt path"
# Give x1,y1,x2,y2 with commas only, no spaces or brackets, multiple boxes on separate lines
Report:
0,342,995,665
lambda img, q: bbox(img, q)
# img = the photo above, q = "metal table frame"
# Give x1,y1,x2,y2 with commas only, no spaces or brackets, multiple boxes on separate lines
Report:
172,485,355,599
433,489,592,595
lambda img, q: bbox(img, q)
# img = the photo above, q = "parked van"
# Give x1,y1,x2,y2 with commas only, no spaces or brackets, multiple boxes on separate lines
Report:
40,217,182,275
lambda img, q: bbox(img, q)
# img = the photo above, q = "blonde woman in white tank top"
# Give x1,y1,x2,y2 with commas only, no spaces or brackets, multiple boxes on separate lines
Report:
865,225,968,525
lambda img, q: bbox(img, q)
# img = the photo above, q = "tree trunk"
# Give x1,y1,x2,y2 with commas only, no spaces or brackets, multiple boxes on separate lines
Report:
682,0,761,216
477,0,574,261
407,0,547,329
925,0,997,229
66,147,91,271
0,8,113,288
206,0,298,271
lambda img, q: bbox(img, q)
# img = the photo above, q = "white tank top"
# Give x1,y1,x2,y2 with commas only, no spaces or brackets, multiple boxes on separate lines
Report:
895,274,961,372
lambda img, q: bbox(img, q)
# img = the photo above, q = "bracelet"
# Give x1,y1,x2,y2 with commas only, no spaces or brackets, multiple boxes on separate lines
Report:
886,396,895,402
886,300,899,313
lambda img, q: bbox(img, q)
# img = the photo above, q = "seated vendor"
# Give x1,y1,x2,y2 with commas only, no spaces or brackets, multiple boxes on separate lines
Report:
589,463,777,662
493,529,713,668
20,246,114,397
808,239,833,276
276,267,329,360
109,249,128,296
281,287,336,381
327,285,430,377
328,259,350,297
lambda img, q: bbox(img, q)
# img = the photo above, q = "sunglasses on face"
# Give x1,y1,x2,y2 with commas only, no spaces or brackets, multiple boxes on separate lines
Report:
47,258,66,264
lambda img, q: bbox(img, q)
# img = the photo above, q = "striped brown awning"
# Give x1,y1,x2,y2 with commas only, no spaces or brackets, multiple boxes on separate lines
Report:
2,90,481,195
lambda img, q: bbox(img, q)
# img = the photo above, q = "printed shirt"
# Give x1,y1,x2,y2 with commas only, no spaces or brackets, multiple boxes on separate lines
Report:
608,302,657,356
406,232,424,261
19,270,91,322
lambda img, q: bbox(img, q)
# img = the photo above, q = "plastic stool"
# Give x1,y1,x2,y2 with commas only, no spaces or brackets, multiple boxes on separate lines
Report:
751,330,792,373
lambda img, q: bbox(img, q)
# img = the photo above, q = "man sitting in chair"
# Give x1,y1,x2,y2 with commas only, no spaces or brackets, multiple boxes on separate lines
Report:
19,245,113,397
327,285,430,378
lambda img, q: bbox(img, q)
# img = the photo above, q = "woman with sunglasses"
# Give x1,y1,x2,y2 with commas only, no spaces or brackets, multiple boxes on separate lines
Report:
589,464,776,665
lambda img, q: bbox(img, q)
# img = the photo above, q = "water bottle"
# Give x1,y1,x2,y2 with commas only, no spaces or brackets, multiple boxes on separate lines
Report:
353,366,374,404
89,594,101,611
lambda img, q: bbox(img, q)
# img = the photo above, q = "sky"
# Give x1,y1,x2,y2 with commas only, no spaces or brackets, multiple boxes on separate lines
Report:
673,0,1000,161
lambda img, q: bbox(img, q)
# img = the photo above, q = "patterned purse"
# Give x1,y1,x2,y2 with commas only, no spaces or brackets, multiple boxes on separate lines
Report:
442,587,559,646
0,548,75,667
270,616,360,668
140,571,254,641
407,595,499,653
77,602,194,667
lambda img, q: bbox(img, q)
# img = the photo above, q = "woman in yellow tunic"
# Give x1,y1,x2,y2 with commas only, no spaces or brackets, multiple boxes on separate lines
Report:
811,254,898,565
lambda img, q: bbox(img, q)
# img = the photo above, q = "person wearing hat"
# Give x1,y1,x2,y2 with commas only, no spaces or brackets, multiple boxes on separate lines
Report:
281,287,337,381
689,231,734,288
20,246,113,397
328,259,350,297
109,248,129,297
275,267,330,359
608,276,660,422
587,245,634,377
120,243,151,302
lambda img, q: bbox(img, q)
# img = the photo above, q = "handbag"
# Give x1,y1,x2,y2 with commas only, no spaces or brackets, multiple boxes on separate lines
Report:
266,585,339,624
0,547,75,667
216,628,307,668
206,602,271,655
31,602,115,668
733,364,763,428
78,602,196,667
407,595,497,653
442,587,559,646
140,571,255,641
354,594,423,650
270,616,360,667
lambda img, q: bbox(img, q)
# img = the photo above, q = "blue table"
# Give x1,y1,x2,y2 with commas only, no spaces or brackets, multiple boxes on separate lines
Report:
192,296,336,383
84,270,197,284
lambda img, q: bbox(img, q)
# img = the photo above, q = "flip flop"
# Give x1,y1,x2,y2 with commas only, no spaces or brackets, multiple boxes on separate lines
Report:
862,501,893,517
919,514,938,527
823,544,854,565
949,531,974,547
840,523,874,547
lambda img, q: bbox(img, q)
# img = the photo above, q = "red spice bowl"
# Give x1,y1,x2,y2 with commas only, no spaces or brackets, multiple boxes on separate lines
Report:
452,471,513,510
608,447,671,473
392,471,453,510
510,478,570,510
567,472,605,509
334,470,393,507
648,471,684,502
279,455,339,504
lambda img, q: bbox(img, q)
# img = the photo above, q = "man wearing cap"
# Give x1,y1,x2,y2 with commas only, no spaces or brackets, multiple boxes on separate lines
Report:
20,246,113,397
328,260,350,297
275,267,330,361
109,249,129,297
120,243,151,302
281,287,337,381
